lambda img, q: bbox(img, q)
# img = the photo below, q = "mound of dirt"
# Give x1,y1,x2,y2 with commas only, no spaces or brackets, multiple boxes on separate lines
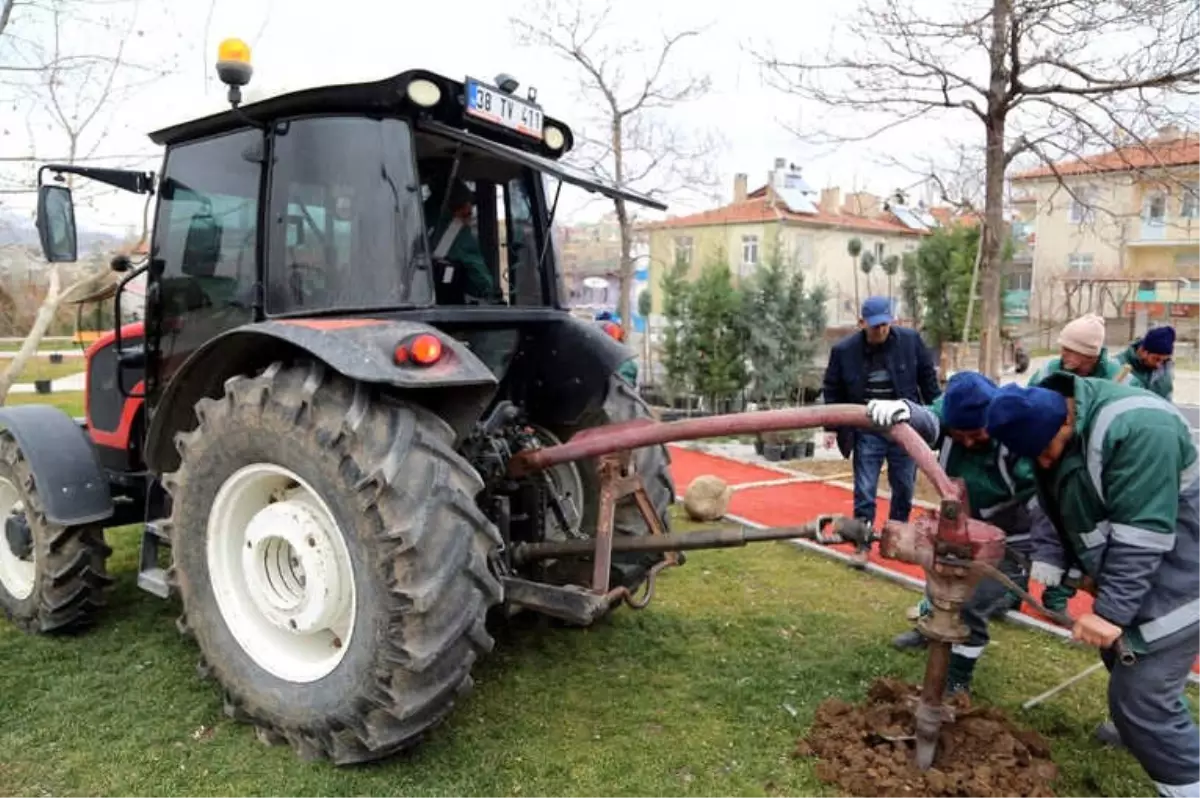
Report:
795,678,1058,797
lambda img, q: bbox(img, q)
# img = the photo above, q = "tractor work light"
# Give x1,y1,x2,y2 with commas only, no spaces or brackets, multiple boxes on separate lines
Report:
406,79,441,108
394,334,444,367
543,124,565,151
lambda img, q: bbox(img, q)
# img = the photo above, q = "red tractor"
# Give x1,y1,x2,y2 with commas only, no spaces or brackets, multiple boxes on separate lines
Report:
4,40,1014,772
5,41,671,764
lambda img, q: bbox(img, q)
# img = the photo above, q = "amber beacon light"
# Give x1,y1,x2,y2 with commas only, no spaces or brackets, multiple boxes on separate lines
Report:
215,37,254,108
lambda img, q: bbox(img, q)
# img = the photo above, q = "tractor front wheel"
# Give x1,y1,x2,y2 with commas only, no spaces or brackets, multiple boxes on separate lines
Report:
0,431,112,634
165,361,503,764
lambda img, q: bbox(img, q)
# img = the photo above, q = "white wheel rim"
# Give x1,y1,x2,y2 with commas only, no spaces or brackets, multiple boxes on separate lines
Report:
207,463,357,683
0,478,34,600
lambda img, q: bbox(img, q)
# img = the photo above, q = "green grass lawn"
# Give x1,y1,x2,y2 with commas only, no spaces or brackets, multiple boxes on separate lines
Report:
1,358,85,383
0,338,77,353
0,505,1186,797
3,390,85,417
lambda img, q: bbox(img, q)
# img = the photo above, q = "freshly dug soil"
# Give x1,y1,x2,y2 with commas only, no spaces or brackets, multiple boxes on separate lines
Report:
795,679,1058,797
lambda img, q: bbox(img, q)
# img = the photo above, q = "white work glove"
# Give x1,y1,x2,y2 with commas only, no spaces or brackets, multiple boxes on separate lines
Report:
1029,561,1064,588
867,399,911,427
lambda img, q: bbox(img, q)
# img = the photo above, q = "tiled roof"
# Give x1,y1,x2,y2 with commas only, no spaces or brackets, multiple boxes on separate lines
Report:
1012,134,1199,180
929,207,981,227
642,196,927,236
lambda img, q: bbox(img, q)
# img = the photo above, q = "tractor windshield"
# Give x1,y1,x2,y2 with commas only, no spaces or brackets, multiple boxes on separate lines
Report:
266,116,432,314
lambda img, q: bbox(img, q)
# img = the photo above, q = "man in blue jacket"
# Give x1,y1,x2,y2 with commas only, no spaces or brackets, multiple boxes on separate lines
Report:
822,296,941,561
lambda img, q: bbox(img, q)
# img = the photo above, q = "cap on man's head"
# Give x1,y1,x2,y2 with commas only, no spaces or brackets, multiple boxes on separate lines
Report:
1143,325,1176,355
861,296,894,327
942,371,998,431
1058,313,1105,357
985,383,1069,459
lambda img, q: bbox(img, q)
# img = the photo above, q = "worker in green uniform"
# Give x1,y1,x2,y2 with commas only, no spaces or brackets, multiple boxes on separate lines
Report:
427,180,499,303
986,375,1199,798
866,371,1037,695
1028,312,1121,385
1116,325,1175,401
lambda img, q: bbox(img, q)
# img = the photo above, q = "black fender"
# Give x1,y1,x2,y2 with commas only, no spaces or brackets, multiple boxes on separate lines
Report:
145,318,499,474
0,405,114,526
512,314,639,427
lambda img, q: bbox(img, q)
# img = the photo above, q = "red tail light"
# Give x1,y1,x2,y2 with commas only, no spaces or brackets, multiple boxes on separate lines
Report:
395,333,443,367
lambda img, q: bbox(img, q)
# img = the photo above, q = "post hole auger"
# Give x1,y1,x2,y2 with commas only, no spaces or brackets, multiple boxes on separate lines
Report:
508,403,1009,771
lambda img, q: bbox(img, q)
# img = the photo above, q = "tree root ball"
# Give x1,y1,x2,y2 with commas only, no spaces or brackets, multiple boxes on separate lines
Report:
795,678,1058,797
683,475,733,522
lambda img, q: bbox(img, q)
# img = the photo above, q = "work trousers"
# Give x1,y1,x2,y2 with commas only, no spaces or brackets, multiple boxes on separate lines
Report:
949,539,1030,661
852,431,916,527
1102,632,1200,797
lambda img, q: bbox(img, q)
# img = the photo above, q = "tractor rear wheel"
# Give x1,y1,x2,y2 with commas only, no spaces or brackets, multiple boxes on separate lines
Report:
0,431,112,633
165,361,503,765
551,374,676,589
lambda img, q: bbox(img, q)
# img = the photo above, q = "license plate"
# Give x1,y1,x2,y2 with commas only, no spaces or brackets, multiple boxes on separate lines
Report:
464,78,544,140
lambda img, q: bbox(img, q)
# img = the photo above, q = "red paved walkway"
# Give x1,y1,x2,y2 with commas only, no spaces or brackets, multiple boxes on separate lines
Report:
670,445,1200,678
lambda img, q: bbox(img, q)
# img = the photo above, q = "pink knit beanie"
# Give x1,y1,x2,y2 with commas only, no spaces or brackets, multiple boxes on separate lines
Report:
1059,313,1105,357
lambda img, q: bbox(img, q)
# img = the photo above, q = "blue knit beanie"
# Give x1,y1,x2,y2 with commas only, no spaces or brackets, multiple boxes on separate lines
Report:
942,372,998,431
1143,326,1176,355
985,384,1069,459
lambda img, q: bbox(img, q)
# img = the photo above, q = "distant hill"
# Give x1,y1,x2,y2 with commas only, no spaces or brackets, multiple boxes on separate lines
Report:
0,208,124,251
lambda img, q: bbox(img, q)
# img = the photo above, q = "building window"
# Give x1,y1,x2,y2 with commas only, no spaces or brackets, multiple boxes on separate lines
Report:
1069,187,1096,224
793,234,814,267
1145,192,1167,223
1006,268,1032,291
1181,190,1198,220
1067,253,1094,272
673,235,693,266
1171,253,1200,272
741,235,759,273
874,241,885,263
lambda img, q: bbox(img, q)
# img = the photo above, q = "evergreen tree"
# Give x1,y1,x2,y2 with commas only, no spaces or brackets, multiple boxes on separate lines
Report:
742,239,790,406
859,250,877,296
847,237,863,313
900,251,921,326
881,254,900,301
688,255,747,409
659,255,694,401
916,225,981,352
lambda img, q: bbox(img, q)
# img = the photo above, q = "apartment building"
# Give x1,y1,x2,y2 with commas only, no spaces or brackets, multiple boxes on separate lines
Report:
642,159,935,327
1010,126,1199,329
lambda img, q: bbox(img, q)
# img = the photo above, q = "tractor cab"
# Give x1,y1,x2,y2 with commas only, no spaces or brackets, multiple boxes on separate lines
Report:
33,39,665,477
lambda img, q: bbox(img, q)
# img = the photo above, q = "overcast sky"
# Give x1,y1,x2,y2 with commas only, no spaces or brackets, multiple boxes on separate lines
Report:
3,0,993,235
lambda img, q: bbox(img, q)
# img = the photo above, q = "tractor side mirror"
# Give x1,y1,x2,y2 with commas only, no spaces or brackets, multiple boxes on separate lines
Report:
111,254,133,273
36,183,78,263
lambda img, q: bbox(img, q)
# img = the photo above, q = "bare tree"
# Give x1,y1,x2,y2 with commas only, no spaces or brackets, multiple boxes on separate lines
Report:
0,0,171,395
0,264,114,403
0,0,176,202
753,0,1199,379
512,0,719,326
0,0,15,38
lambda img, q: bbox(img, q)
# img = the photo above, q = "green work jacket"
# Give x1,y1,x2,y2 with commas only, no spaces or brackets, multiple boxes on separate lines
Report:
1115,341,1174,401
1031,373,1198,653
